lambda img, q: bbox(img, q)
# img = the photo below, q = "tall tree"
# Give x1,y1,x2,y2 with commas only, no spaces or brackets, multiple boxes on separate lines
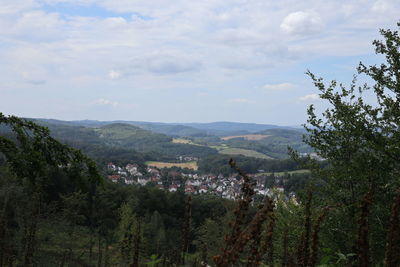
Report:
0,113,101,265
302,22,400,264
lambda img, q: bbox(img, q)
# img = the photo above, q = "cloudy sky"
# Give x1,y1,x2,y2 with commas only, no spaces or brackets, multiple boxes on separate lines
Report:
0,0,399,125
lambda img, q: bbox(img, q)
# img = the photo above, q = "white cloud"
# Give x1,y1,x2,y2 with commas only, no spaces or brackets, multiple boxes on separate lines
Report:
1,0,399,123
280,11,323,35
108,70,121,80
371,0,391,13
94,98,119,107
120,51,202,75
263,83,295,90
299,94,319,101
27,80,47,85
196,92,209,97
218,43,293,70
0,0,38,15
147,56,201,74
228,98,254,104
9,11,65,42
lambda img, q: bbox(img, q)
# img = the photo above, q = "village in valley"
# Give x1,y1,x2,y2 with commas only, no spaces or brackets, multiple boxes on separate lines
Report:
106,161,287,199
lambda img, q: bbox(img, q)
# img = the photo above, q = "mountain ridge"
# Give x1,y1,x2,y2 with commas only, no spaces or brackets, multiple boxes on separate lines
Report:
33,118,302,137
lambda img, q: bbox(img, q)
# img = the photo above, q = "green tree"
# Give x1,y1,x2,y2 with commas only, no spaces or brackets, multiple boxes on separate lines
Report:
302,22,400,264
144,211,167,256
118,202,143,267
195,218,226,264
0,113,101,266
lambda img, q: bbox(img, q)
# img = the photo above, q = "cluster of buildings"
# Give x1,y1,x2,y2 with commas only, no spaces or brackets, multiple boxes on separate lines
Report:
106,162,285,199
176,156,198,161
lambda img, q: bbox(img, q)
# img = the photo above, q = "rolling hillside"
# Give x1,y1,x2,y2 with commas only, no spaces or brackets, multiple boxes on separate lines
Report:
217,128,311,159
33,121,217,161
28,118,312,160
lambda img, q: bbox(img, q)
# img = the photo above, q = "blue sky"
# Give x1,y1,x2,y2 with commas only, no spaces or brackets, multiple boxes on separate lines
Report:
0,0,399,125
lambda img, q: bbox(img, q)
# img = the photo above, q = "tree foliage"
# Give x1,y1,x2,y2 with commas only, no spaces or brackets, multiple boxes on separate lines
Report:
302,22,400,264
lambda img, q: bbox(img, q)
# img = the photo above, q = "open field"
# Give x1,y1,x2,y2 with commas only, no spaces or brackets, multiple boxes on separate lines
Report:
256,169,310,177
217,147,272,159
145,161,198,170
172,138,206,147
172,138,194,144
221,134,270,141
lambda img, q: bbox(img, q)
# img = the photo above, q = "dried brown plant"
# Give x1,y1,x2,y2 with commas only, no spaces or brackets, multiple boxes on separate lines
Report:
384,189,400,267
310,205,335,267
213,159,271,267
356,190,373,267
259,198,276,265
297,191,313,267
181,195,192,265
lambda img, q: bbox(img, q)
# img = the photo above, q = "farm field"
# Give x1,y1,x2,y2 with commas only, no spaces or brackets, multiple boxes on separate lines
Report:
172,138,194,144
256,169,310,177
145,161,198,170
172,138,206,146
221,134,270,141
217,147,272,159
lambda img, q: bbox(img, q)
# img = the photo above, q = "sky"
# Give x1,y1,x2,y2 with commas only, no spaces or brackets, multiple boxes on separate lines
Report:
0,0,399,125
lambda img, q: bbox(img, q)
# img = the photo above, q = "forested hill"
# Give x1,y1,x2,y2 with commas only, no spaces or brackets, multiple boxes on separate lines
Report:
31,120,218,162
29,119,312,160
37,118,296,137
181,121,284,134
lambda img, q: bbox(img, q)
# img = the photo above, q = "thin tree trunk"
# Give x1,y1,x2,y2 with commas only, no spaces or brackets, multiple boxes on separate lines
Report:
281,229,288,267
89,230,94,263
385,190,400,266
356,191,373,267
104,241,109,267
24,193,40,266
59,251,67,267
97,236,102,267
181,196,192,265
0,192,10,267
131,220,141,267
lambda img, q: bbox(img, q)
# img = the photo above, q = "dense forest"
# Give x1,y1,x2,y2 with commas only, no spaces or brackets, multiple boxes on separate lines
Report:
1,24,400,267
33,118,311,162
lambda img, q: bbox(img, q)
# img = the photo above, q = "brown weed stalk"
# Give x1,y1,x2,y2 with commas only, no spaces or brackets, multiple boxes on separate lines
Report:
384,189,400,267
296,233,305,266
356,190,373,267
181,195,192,265
222,196,273,267
297,191,313,267
310,205,334,267
266,208,276,264
246,198,275,267
260,198,276,265
245,232,261,267
214,159,273,267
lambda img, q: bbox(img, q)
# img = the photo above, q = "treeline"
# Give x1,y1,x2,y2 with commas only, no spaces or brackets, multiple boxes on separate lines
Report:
0,166,233,266
0,114,233,266
38,122,217,161
1,24,400,267
197,154,307,175
224,128,312,159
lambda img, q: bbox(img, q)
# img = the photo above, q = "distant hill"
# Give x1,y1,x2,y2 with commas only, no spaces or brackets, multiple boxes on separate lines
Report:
36,119,293,137
65,120,291,136
181,121,284,135
128,122,208,137
25,118,311,160
220,128,311,159
30,120,218,161
97,123,171,145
